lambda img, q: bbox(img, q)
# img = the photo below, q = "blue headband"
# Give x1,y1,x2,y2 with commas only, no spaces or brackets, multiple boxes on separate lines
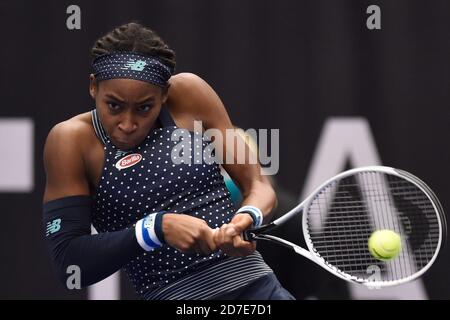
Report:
92,52,172,87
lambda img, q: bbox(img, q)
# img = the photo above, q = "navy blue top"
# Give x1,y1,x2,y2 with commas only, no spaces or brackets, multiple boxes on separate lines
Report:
90,107,272,300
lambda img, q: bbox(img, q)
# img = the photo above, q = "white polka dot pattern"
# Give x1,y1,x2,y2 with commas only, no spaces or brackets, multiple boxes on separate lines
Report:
90,109,272,299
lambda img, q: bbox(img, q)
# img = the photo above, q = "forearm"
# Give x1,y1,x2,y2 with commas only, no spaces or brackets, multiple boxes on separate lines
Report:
54,229,142,288
43,195,149,288
240,178,277,224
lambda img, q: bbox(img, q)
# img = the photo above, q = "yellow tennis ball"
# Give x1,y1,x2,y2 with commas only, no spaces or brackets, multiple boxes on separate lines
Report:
368,230,402,261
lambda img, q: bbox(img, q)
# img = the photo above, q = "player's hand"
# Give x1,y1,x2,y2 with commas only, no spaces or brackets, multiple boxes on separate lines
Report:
213,213,256,257
162,214,217,255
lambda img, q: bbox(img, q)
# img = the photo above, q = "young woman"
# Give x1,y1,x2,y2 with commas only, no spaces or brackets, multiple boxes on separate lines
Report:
43,22,294,300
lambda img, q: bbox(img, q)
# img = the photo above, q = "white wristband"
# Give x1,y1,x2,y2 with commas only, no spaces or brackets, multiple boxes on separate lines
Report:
236,205,263,227
135,213,163,251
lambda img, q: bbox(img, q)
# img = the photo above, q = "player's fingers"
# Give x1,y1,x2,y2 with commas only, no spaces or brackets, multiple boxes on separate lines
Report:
231,217,253,233
225,224,238,237
197,240,211,255
194,227,216,255
214,224,227,247
205,228,217,253
216,224,239,256
232,235,255,255
219,224,236,243
212,227,220,245
216,224,227,243
180,244,197,255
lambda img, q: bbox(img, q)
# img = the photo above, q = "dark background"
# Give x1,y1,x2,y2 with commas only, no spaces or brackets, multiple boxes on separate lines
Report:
0,0,449,299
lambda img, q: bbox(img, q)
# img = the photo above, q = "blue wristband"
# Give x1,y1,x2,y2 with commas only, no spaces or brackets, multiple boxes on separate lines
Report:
135,211,167,251
236,205,263,227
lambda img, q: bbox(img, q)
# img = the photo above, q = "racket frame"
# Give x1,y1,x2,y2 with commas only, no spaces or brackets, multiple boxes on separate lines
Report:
244,166,446,287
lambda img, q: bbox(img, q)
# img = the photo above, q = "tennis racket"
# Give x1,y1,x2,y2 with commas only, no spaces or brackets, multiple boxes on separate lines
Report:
244,166,446,288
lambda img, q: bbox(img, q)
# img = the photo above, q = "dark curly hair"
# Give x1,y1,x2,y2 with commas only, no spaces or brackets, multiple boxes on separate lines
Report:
91,22,176,73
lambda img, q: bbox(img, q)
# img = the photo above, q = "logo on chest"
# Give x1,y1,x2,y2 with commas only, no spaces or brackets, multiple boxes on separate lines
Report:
115,153,143,170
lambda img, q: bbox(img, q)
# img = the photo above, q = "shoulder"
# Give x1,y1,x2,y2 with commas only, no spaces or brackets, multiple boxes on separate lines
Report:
168,73,228,123
169,73,222,106
169,72,210,93
44,112,94,160
45,112,93,147
43,113,93,202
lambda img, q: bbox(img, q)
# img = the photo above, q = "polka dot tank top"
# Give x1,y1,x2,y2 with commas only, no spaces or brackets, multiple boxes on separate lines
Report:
90,107,272,300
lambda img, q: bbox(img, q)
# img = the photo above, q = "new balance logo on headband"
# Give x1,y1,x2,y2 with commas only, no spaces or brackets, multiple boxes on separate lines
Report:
122,59,147,71
46,218,61,236
92,52,171,88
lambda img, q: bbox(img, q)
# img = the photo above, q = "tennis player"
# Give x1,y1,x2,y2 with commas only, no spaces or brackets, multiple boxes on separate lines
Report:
42,22,295,300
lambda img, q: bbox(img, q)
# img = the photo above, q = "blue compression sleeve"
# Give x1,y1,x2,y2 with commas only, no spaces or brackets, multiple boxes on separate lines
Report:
43,195,145,288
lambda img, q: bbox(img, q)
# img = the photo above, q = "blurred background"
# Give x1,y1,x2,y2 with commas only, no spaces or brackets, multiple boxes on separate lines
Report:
0,0,449,299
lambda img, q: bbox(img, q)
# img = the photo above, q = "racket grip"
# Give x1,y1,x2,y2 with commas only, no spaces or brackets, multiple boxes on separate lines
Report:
242,223,276,242
242,230,255,242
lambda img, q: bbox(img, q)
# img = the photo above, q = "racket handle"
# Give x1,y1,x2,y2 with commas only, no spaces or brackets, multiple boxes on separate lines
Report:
242,222,278,242
242,230,254,242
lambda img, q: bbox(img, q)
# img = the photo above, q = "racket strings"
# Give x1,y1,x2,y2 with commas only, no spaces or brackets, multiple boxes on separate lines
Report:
305,171,440,284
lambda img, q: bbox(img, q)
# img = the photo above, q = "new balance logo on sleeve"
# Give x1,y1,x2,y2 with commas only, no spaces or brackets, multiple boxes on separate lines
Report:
46,218,61,236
